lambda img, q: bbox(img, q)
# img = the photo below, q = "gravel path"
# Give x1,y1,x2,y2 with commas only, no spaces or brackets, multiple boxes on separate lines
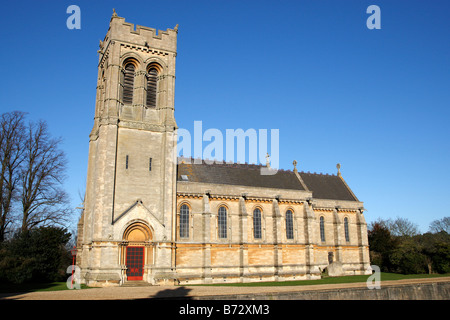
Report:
1,277,449,300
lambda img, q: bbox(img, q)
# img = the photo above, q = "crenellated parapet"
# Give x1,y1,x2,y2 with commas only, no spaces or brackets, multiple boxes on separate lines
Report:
101,13,178,54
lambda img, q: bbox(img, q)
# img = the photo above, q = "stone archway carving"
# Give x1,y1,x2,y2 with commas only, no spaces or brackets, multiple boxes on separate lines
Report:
123,221,152,243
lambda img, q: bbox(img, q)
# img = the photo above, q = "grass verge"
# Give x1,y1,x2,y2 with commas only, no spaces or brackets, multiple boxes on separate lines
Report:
1,273,448,292
0,281,90,294
191,273,450,287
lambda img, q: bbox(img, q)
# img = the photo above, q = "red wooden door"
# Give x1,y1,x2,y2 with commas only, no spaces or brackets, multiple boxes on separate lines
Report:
126,247,144,281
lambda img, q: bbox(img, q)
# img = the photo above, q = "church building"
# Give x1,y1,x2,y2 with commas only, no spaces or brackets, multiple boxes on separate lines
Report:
76,13,371,286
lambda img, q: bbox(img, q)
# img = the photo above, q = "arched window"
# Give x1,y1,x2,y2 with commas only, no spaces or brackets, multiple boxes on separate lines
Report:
286,210,294,240
253,208,262,239
320,216,326,242
344,217,350,242
179,204,189,238
146,67,158,108
218,206,227,239
122,62,135,105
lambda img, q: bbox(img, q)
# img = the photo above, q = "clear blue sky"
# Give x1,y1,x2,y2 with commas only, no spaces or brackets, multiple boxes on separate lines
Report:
1,0,449,233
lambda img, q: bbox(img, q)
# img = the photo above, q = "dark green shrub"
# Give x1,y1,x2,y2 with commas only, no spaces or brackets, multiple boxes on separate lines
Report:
0,227,71,284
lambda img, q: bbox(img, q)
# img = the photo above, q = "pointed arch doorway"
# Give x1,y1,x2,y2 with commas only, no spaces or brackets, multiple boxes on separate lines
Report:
122,221,153,281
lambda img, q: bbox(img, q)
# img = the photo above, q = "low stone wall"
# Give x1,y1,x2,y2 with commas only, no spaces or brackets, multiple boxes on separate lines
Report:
193,281,450,300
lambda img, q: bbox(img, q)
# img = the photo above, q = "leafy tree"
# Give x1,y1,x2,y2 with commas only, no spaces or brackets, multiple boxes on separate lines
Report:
0,227,71,284
431,242,450,274
368,217,450,275
389,237,427,274
368,221,399,272
418,231,450,274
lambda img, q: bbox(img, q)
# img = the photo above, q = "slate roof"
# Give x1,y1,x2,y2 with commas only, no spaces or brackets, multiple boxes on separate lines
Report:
177,160,358,202
299,172,358,201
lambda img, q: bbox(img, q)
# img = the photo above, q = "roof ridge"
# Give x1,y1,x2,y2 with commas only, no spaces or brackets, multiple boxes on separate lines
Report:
178,157,338,176
299,170,336,176
178,156,267,170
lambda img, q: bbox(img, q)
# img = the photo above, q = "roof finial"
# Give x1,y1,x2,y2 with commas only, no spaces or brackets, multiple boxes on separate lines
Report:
293,160,298,173
265,153,270,168
337,163,341,177
112,8,118,17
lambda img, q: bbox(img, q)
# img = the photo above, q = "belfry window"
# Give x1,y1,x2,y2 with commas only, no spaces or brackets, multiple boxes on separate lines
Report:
146,67,158,108
179,204,189,238
122,63,135,105
253,208,262,239
218,206,227,239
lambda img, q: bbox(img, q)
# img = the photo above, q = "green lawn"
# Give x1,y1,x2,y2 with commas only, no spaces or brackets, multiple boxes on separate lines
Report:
1,273,448,293
192,273,450,287
0,281,90,294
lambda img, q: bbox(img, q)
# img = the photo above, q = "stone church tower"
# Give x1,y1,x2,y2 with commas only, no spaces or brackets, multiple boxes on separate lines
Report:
77,13,371,287
77,12,179,285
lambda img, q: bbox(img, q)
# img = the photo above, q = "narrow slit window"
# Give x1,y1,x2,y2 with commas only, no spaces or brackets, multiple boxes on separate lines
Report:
253,208,262,239
344,217,350,242
179,204,189,238
126,155,129,169
320,216,326,242
218,206,227,239
149,157,152,171
286,210,294,240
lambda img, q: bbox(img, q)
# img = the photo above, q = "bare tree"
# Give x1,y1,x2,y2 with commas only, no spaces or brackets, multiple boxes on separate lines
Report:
371,217,419,237
393,217,419,237
429,217,450,234
0,111,27,241
20,120,71,232
388,217,420,237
